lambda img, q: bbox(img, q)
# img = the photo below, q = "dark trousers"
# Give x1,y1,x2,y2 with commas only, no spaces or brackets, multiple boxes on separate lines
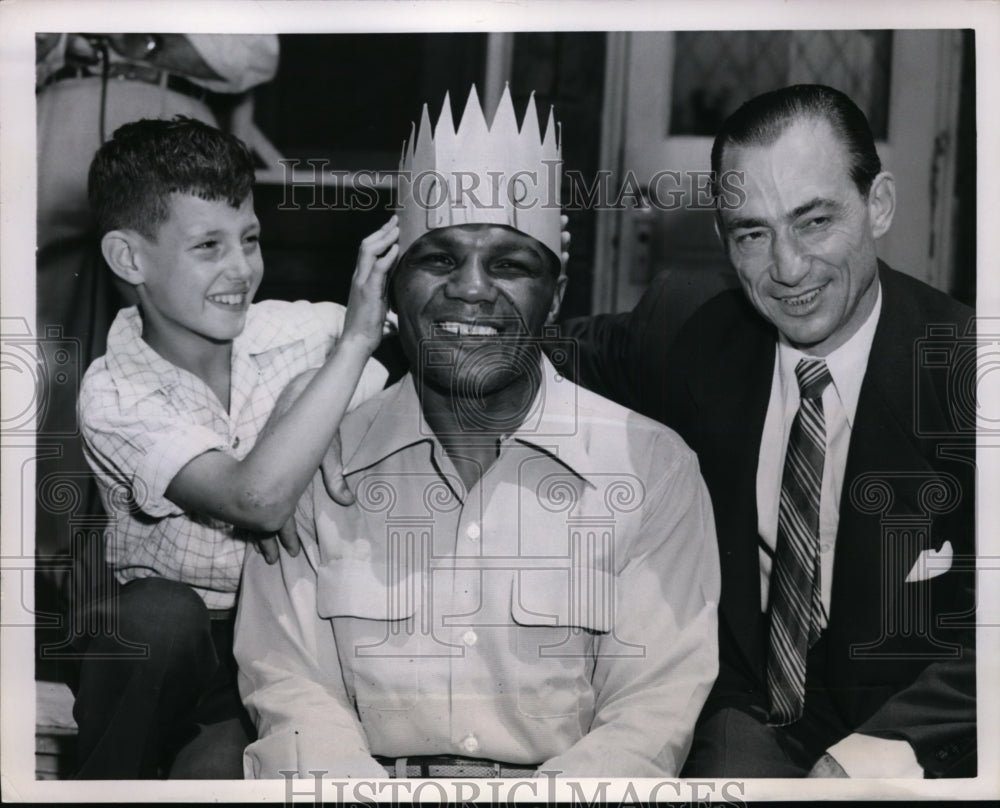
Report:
682,635,852,777
71,577,254,779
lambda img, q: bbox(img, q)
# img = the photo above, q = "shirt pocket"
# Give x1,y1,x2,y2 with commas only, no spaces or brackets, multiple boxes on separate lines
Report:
316,557,420,712
509,567,608,719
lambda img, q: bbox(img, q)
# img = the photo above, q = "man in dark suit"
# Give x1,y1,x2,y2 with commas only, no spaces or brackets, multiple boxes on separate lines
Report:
559,84,975,777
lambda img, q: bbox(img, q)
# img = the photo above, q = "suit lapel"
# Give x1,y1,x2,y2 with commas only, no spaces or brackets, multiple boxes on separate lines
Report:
688,313,776,675
830,267,936,631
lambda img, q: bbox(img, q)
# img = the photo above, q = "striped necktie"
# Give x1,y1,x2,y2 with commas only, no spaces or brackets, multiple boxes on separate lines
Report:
767,357,833,726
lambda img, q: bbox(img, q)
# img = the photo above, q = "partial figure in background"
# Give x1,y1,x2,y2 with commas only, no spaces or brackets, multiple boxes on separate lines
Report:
36,33,279,258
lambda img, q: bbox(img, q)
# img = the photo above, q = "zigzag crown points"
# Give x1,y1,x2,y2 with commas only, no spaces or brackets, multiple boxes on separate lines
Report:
401,85,560,160
396,85,563,260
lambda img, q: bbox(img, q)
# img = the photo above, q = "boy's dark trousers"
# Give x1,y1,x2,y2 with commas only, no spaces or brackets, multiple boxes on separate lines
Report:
70,576,255,779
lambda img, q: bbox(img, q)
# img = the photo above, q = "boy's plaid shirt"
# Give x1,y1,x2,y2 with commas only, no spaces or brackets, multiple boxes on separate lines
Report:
78,299,387,609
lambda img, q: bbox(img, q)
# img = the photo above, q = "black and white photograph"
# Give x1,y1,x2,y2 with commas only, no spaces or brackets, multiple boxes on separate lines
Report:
1,0,998,803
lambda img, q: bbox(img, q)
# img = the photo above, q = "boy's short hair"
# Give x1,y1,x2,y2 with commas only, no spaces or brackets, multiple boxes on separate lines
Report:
88,116,256,239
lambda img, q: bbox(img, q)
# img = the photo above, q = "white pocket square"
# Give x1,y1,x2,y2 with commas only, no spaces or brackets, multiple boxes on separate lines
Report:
905,540,953,583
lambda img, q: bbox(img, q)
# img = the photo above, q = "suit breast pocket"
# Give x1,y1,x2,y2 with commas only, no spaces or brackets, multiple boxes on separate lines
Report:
904,540,954,583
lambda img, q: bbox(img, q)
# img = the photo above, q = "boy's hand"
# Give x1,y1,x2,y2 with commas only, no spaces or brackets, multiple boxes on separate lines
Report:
254,530,296,566
342,216,400,352
320,431,354,506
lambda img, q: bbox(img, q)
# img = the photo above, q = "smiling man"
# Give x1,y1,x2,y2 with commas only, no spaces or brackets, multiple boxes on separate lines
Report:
717,113,887,357
562,85,975,778
234,87,721,779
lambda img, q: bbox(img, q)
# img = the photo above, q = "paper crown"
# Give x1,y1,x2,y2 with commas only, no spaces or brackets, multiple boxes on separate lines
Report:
396,85,562,260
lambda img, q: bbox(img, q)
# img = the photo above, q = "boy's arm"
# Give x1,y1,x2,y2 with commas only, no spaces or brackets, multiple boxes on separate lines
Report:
252,367,356,563
164,217,398,537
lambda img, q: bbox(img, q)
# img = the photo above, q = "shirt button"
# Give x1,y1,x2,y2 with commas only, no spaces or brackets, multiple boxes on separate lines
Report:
820,541,833,553
460,734,479,754
462,629,478,647
465,523,481,541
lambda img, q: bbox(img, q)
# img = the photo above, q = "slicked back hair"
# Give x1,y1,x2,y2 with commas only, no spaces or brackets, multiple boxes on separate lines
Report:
88,116,256,239
711,84,882,199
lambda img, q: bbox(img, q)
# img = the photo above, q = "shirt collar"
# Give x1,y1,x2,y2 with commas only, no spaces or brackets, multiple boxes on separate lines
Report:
340,373,430,476
103,303,311,407
342,354,594,484
103,307,183,406
237,301,315,357
777,279,882,428
508,355,596,485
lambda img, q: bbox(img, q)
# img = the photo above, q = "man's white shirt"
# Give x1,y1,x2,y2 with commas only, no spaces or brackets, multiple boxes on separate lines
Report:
756,283,882,620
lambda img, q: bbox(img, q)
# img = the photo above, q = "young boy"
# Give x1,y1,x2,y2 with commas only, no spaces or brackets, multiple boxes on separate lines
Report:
74,116,398,779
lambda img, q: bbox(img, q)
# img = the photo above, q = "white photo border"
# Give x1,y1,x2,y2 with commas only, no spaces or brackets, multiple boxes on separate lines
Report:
2,0,998,802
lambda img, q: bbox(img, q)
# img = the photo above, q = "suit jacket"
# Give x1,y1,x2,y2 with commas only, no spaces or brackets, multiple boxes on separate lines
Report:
558,263,976,776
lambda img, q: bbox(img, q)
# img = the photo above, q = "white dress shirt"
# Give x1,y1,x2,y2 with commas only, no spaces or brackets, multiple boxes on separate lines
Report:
756,284,882,621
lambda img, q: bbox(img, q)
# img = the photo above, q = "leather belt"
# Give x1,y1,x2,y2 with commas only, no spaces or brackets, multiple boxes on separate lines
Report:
41,62,210,102
374,755,538,779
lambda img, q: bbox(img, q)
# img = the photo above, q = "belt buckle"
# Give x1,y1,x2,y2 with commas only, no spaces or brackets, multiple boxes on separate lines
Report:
428,758,498,778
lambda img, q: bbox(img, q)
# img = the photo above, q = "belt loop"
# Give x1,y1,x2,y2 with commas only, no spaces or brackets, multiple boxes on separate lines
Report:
394,757,408,779
494,761,502,778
